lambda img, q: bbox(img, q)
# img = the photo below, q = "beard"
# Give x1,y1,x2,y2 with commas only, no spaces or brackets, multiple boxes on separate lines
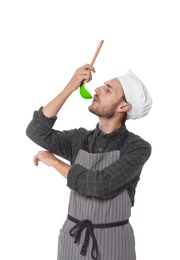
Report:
88,101,120,118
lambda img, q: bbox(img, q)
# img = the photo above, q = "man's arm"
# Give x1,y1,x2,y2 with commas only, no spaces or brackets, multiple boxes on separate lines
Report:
67,136,152,199
26,107,88,163
26,64,95,161
42,64,95,117
33,150,71,178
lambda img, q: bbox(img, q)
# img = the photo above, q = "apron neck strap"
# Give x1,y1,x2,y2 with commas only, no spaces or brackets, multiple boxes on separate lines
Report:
115,130,129,150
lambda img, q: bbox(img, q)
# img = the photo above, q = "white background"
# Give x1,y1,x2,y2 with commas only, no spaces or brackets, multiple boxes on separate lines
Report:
0,0,180,259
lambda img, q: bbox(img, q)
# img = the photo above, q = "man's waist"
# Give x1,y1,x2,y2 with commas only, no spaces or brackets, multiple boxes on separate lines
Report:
68,214,129,229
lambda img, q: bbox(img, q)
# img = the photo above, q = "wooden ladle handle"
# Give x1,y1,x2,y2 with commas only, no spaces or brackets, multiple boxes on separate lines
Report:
90,40,104,66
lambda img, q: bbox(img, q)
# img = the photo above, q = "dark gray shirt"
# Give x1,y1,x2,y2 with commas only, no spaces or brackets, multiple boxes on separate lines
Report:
26,107,152,206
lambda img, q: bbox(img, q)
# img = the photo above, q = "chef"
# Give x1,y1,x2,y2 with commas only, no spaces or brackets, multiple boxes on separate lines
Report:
26,64,152,260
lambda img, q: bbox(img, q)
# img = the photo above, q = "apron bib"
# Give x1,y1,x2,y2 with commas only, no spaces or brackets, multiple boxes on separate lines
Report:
57,131,136,260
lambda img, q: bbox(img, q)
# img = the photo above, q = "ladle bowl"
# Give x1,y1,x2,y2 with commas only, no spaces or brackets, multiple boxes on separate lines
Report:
80,83,93,99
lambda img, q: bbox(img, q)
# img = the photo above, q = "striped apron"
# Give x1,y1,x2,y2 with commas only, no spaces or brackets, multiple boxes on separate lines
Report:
57,131,136,260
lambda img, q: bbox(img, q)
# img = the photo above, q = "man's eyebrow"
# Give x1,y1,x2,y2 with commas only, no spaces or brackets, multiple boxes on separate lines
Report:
104,83,113,89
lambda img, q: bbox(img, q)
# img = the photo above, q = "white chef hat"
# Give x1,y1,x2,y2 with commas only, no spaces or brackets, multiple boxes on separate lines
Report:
117,69,152,119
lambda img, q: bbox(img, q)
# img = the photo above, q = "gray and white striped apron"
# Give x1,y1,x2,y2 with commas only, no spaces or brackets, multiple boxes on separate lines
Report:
57,131,136,260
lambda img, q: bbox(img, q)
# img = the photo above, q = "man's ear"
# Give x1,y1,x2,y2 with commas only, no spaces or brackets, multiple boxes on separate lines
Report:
117,101,132,113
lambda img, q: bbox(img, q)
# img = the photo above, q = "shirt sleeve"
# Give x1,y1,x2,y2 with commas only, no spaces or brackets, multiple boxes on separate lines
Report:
67,136,152,199
25,107,87,163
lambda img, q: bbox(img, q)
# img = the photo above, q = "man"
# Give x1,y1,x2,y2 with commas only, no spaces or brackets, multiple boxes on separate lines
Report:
26,63,152,260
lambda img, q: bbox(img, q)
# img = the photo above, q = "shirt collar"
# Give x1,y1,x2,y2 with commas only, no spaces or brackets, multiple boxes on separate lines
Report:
94,123,127,139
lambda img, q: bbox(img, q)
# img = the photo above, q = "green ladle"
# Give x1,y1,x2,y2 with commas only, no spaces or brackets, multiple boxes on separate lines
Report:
80,40,104,99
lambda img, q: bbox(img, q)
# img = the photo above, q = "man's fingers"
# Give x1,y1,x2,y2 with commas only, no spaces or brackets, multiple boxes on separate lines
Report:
81,69,93,83
81,64,96,73
33,155,39,166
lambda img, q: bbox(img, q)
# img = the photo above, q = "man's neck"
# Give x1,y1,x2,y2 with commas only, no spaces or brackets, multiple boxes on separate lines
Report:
98,117,123,134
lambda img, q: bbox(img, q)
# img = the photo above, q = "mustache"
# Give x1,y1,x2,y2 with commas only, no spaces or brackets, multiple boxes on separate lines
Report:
93,94,99,101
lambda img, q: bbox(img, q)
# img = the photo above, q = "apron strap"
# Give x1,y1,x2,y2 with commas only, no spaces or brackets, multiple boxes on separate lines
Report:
115,130,129,150
68,214,129,260
80,130,94,152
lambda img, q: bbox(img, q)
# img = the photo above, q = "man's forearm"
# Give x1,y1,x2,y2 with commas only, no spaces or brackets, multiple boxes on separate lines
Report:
51,158,71,179
34,150,71,179
42,86,74,118
42,64,95,118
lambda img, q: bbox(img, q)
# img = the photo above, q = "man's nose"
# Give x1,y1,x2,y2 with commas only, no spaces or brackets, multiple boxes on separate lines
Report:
95,86,102,94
